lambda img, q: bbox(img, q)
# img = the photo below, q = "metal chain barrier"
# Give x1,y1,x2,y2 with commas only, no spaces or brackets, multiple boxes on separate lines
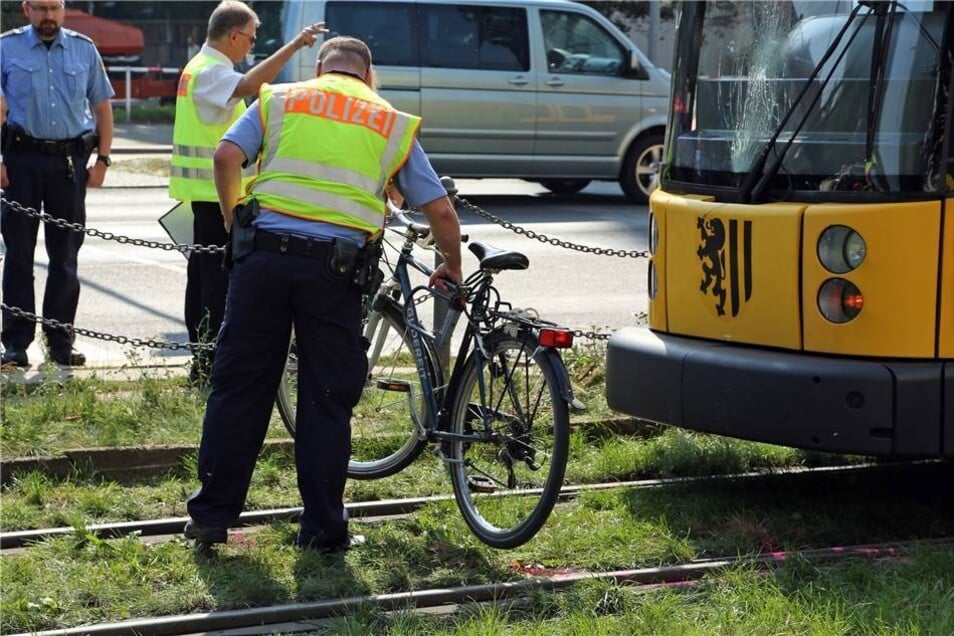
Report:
1,303,213,351
0,194,646,350
0,196,225,255
454,195,650,259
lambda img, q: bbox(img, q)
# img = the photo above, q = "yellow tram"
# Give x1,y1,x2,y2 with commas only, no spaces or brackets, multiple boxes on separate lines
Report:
607,0,953,456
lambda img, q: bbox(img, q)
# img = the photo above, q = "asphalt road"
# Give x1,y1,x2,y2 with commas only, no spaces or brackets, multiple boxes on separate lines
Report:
12,178,648,369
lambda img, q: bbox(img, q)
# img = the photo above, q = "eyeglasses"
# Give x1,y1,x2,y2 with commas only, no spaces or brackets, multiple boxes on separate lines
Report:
27,2,64,13
232,30,256,45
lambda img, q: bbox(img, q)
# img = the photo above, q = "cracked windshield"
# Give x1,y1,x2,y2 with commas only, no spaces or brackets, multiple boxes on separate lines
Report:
666,0,947,197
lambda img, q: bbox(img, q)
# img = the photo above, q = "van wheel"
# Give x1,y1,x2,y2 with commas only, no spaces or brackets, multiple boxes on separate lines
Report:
539,179,591,196
621,133,664,204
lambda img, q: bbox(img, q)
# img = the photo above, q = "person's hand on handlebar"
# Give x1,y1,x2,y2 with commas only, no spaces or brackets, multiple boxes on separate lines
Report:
419,195,463,293
429,262,462,293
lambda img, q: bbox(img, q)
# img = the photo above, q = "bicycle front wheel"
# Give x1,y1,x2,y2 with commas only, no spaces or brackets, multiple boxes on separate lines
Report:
446,331,570,549
277,302,436,480
350,301,437,478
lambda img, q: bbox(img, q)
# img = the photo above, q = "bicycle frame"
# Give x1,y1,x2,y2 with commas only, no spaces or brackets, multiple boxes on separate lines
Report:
377,218,546,451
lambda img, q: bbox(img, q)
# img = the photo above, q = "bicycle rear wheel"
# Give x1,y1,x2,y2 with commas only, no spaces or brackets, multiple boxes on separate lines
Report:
278,301,436,479
446,331,570,548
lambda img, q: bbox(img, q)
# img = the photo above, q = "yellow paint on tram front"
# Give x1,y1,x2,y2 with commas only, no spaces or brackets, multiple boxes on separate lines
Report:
801,201,941,358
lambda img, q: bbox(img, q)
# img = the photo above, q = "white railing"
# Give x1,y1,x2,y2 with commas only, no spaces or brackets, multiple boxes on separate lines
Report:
106,66,181,121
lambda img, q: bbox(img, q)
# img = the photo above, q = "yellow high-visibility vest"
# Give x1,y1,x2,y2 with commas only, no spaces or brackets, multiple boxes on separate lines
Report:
247,73,421,236
169,51,246,202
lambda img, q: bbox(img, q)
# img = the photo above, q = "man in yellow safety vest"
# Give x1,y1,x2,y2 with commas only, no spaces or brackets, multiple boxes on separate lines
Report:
183,36,463,551
169,0,326,386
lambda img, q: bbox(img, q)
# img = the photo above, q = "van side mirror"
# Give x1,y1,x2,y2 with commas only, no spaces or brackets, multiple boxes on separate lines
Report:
626,50,650,80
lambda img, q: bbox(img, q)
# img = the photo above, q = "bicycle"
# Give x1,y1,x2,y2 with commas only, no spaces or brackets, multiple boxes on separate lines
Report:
277,188,576,548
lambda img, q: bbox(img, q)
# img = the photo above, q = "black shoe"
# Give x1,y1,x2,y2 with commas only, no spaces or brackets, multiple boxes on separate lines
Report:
50,348,86,367
184,519,228,547
1,348,29,369
297,532,366,553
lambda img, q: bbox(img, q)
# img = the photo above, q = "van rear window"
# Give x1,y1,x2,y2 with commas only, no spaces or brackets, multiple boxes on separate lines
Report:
326,2,418,67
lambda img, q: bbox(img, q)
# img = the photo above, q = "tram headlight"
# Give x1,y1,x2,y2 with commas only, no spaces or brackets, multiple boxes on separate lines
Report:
818,225,866,273
648,210,658,256
817,278,864,323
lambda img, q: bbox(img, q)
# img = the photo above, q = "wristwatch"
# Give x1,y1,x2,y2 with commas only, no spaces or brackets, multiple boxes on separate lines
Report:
96,154,112,167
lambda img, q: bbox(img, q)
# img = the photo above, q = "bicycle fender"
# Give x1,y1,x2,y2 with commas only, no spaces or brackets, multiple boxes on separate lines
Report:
540,346,575,406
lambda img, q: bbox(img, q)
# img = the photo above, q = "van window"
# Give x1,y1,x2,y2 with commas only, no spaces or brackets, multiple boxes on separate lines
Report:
420,5,529,71
541,10,625,76
325,2,417,67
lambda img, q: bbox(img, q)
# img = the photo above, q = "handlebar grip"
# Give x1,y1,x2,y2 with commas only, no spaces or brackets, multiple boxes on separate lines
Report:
440,175,458,198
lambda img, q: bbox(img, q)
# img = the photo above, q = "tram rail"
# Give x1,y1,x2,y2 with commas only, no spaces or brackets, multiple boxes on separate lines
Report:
0,461,926,551
9,538,951,636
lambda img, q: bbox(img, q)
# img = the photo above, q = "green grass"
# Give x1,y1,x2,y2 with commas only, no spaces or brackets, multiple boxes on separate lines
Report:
1,427,850,531
111,102,175,123
4,346,952,632
0,372,288,457
3,469,953,633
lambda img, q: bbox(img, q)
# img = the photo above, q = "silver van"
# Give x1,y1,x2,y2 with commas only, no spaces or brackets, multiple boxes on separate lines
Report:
274,0,669,203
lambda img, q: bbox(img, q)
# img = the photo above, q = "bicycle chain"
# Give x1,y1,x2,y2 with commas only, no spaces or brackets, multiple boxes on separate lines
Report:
455,195,650,259
0,196,225,255
1,303,214,351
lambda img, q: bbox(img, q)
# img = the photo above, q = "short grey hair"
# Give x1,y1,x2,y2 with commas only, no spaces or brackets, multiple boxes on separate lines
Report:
207,1,259,41
318,36,373,74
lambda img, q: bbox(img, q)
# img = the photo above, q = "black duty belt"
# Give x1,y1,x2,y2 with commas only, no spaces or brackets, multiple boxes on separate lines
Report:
5,129,93,156
253,231,334,259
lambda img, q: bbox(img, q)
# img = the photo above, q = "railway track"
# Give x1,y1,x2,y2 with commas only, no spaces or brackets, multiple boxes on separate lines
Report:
0,461,930,551
10,538,951,636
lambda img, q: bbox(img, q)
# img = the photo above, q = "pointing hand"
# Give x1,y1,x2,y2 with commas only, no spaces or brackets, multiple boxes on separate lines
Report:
298,22,329,49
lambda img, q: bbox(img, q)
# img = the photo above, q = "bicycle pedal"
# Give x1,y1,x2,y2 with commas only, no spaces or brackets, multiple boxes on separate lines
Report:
376,378,410,393
467,476,497,493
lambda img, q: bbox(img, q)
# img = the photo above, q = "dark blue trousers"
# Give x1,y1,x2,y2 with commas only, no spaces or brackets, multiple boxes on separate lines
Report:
187,246,367,545
184,201,229,366
1,150,89,354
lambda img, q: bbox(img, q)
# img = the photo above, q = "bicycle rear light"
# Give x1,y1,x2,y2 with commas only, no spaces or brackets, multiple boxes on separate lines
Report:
539,328,574,348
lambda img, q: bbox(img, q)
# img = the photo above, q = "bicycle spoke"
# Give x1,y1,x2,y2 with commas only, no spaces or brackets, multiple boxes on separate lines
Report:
448,333,569,548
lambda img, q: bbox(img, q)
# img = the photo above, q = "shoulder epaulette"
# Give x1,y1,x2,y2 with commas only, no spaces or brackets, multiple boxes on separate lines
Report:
64,28,95,44
0,26,30,39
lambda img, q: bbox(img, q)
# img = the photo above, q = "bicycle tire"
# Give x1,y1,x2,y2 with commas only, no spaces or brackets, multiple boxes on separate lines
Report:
276,330,298,434
446,330,570,549
277,300,437,480
277,284,386,434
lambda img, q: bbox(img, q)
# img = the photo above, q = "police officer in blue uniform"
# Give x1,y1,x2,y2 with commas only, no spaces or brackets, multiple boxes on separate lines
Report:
183,37,463,550
0,0,114,369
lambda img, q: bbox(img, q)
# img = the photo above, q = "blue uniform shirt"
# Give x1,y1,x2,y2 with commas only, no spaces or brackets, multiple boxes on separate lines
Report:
222,99,448,244
0,25,114,140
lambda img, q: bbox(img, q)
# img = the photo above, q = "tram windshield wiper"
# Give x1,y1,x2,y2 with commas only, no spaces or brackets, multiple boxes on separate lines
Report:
739,1,889,203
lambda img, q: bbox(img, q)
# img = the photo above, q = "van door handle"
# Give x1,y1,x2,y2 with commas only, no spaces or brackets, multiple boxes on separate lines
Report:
508,76,529,86
545,77,564,87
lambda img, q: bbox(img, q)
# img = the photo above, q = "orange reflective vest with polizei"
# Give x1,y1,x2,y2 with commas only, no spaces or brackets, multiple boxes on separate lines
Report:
246,73,421,236
169,51,246,202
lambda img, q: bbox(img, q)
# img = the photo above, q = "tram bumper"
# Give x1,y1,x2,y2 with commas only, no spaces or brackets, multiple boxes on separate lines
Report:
606,327,953,458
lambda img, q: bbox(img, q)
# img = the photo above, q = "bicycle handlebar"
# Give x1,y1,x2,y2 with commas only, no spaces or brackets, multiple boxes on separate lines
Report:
385,197,469,244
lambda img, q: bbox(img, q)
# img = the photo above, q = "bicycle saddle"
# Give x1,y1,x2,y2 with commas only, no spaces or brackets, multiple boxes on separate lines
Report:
469,241,529,270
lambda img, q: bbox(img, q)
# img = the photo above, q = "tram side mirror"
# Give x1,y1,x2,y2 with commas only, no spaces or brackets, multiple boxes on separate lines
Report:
440,175,458,198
